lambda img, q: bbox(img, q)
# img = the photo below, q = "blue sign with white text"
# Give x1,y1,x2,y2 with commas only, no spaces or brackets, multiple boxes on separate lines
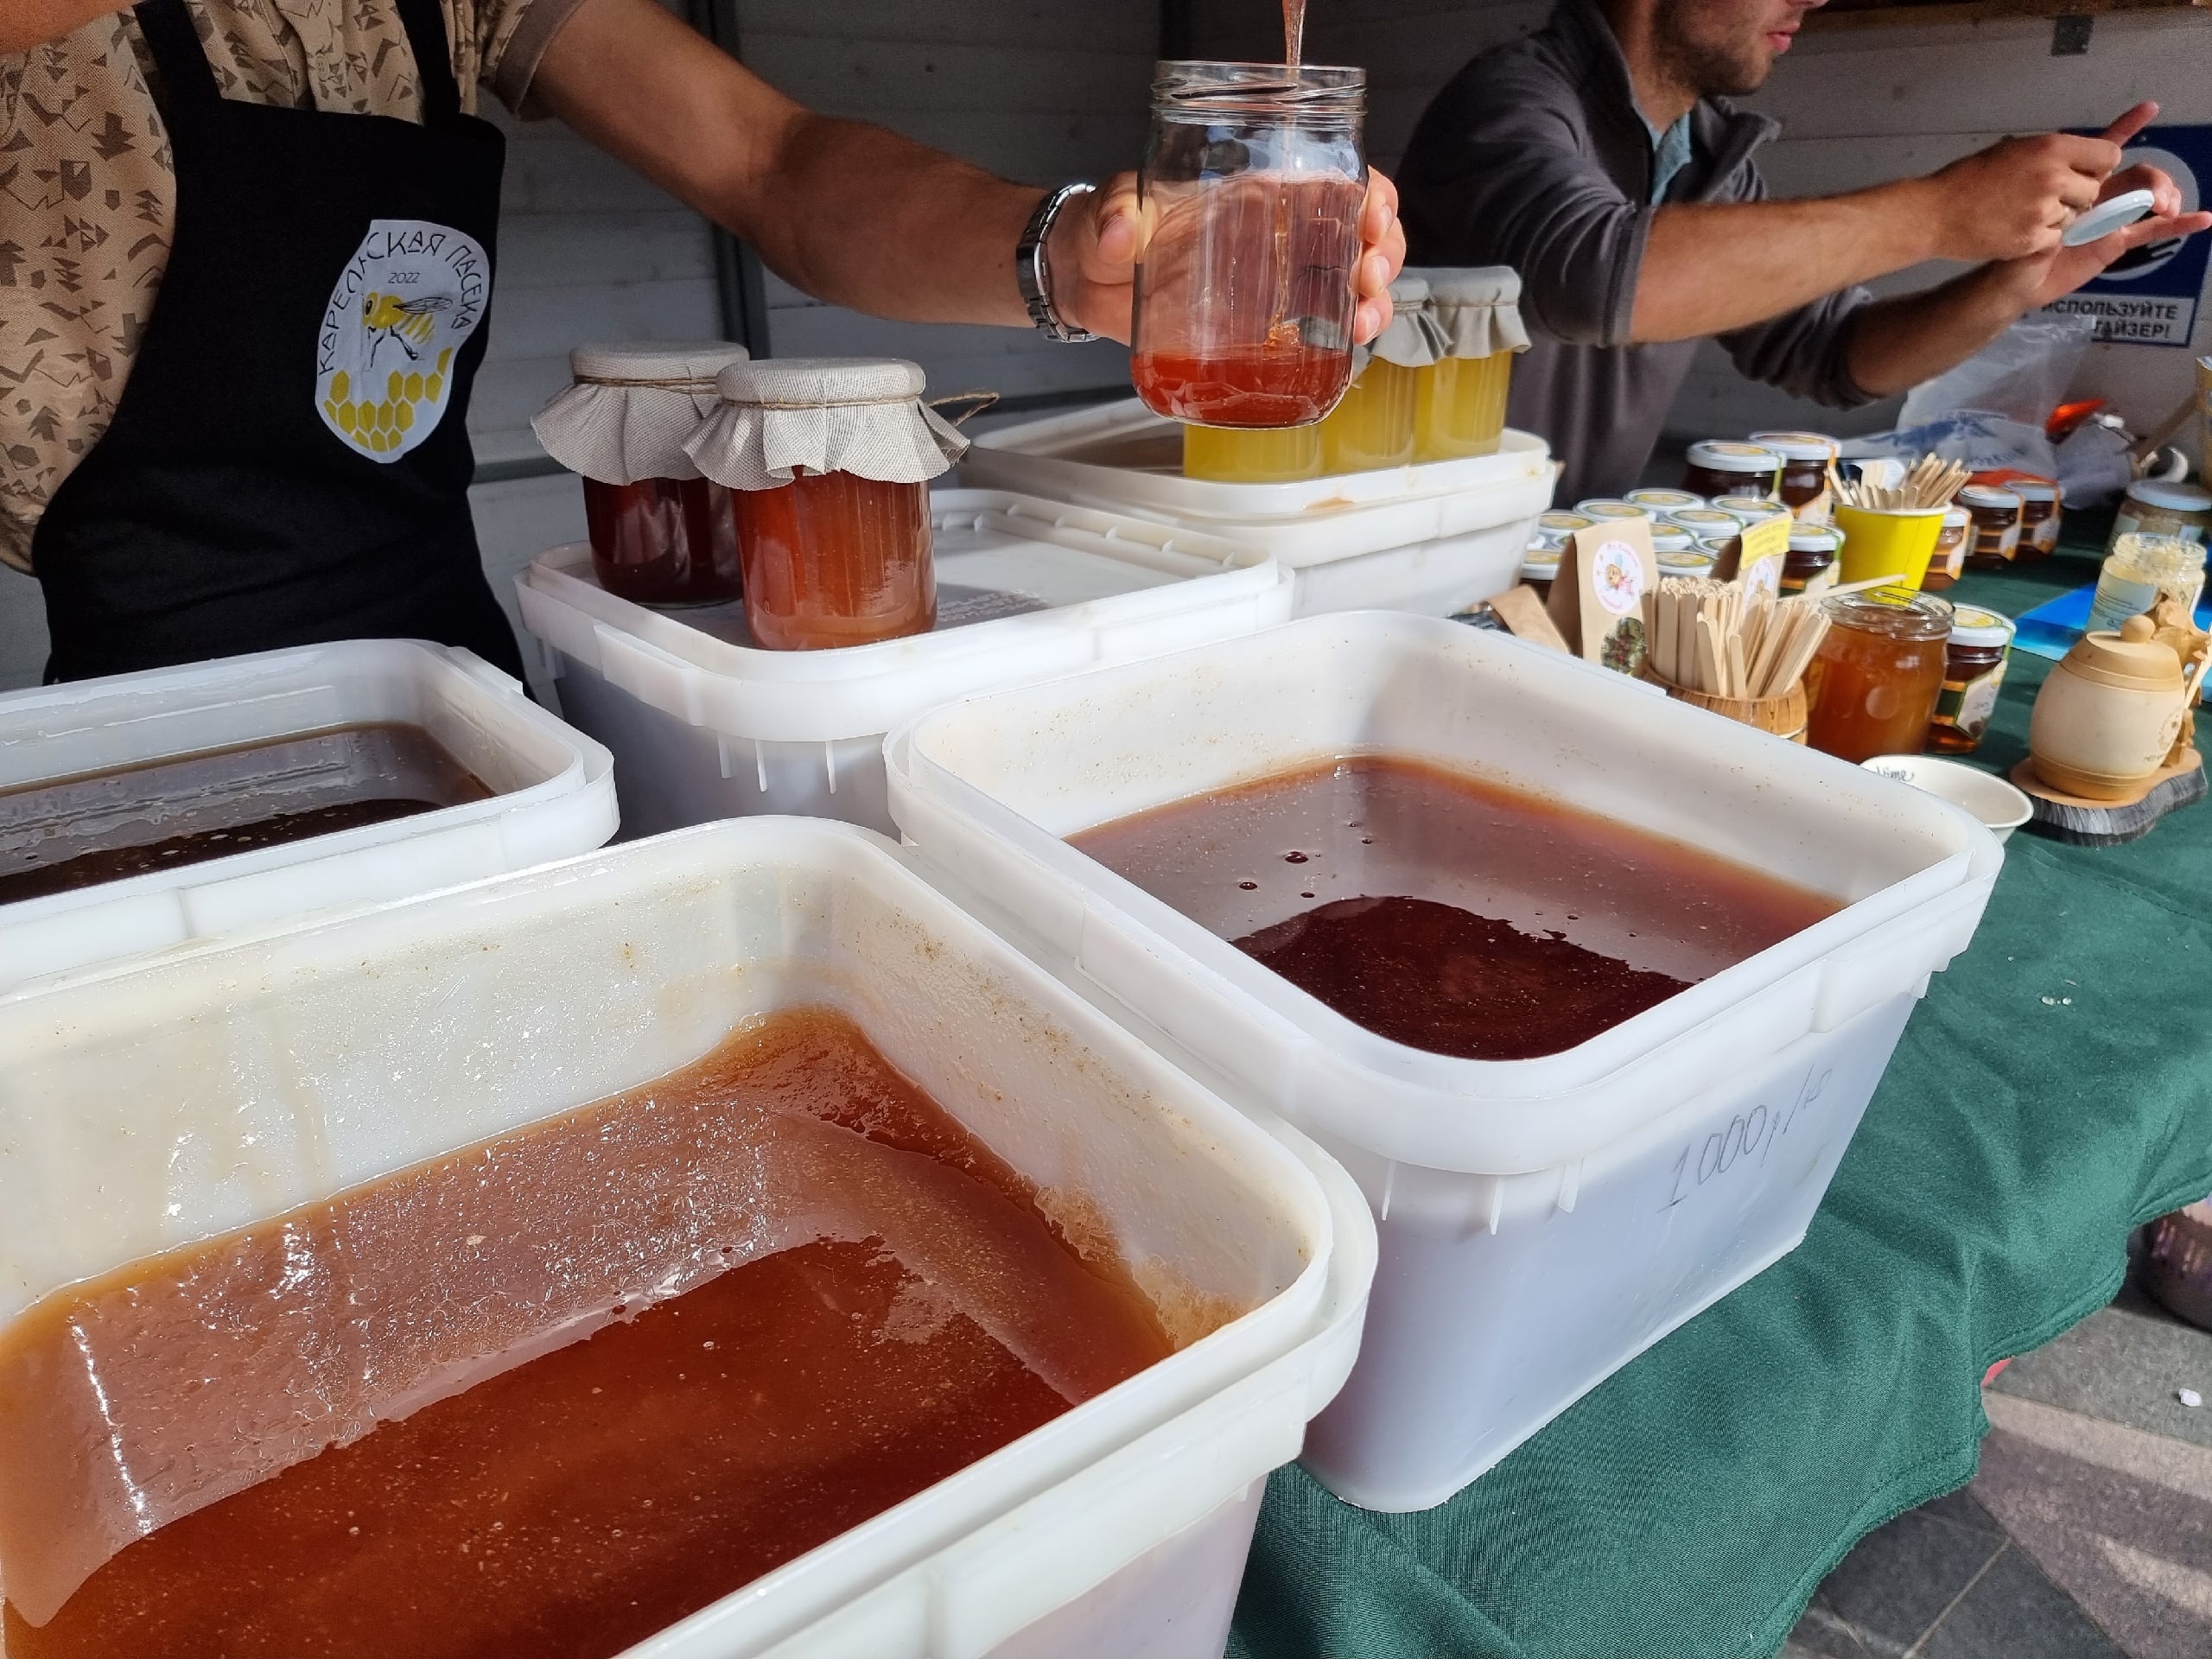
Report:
2045,122,2212,347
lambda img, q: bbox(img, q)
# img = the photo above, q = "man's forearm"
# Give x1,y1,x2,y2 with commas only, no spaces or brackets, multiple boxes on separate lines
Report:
1629,180,1941,344
1838,264,2037,398
538,0,1038,329
751,114,1037,327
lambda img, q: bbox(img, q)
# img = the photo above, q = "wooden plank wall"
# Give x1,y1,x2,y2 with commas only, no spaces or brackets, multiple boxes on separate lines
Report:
732,0,1151,404
1190,0,2212,442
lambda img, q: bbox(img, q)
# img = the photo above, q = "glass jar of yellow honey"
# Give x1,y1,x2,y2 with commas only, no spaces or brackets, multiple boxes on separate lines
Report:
1317,275,1436,474
1408,267,1527,462
1182,422,1323,483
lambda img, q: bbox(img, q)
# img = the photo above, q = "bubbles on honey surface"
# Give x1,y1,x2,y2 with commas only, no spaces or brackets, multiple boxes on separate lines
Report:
1237,880,1258,891
1283,851,1310,864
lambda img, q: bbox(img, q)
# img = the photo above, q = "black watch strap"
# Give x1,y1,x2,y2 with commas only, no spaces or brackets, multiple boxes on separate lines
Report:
1018,183,1099,343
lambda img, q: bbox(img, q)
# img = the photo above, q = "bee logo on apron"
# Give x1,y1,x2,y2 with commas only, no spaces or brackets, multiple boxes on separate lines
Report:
315,219,489,462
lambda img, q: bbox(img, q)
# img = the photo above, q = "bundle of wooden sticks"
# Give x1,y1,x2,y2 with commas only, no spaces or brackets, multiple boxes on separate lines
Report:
1647,578,1831,702
1827,454,1971,512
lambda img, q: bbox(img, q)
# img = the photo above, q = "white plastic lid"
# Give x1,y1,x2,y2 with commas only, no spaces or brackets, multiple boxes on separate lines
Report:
1948,606,2016,648
2063,188,2157,248
1656,550,1715,573
1538,512,1596,532
2012,480,2059,504
2126,479,2212,512
1624,489,1703,509
1749,431,1838,463
1666,507,1741,531
1574,499,1650,518
569,340,750,385
1789,524,1845,552
1959,485,2024,511
1649,524,1694,551
1687,441,1781,474
1942,506,1971,528
1521,552,1562,580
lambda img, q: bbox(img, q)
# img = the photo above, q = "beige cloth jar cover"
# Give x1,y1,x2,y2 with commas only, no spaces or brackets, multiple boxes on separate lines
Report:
684,357,967,490
1354,275,1451,373
1408,266,1532,359
531,340,752,484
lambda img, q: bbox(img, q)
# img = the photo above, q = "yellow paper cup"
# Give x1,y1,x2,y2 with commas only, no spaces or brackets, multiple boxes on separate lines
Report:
1834,504,1947,591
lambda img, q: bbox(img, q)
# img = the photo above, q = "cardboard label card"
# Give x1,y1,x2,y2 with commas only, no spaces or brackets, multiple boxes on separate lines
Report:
1735,512,1790,600
1548,519,1657,675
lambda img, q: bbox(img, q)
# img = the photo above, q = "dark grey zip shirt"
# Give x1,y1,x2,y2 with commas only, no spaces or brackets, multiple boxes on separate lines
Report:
1396,0,1875,503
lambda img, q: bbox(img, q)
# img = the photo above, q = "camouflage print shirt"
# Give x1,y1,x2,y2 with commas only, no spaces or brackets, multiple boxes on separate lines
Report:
0,0,581,573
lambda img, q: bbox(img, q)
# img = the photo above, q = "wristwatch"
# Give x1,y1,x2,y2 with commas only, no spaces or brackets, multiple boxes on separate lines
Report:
1017,182,1098,343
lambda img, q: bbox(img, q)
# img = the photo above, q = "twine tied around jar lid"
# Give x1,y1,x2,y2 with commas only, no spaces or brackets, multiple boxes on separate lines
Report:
1406,266,1530,359
531,340,752,484
683,357,968,490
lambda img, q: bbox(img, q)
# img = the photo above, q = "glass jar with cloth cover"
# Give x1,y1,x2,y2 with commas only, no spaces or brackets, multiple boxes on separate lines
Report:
1315,276,1449,474
684,358,964,651
1408,267,1530,461
533,340,751,607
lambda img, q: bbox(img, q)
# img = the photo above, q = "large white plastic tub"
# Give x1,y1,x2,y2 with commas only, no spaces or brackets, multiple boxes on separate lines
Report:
0,639,615,994
0,818,1371,1657
517,489,1292,838
886,613,2004,1512
957,399,1557,617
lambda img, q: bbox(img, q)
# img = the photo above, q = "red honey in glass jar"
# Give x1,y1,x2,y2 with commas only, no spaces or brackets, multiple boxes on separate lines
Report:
695,356,954,652
734,469,935,651
537,340,751,607
1804,588,1954,762
1130,63,1366,429
583,476,743,607
1924,606,2014,755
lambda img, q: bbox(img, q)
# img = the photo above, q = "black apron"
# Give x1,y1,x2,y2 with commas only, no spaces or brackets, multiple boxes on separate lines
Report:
31,0,525,682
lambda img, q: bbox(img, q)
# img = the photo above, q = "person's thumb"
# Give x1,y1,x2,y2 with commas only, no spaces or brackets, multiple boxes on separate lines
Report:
1078,174,1147,283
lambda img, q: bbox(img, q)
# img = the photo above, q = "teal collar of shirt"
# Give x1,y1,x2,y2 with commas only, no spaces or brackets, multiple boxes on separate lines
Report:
1643,110,1695,205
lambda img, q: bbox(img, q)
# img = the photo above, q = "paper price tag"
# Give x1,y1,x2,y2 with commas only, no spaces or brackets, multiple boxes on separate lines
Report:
1548,520,1658,675
1737,512,1790,599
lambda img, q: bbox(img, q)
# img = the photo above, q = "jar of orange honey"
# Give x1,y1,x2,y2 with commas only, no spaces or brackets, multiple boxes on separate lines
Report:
1804,588,1954,762
686,357,965,650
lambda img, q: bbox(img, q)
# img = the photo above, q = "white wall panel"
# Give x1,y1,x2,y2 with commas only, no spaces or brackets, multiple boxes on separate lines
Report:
734,0,1154,403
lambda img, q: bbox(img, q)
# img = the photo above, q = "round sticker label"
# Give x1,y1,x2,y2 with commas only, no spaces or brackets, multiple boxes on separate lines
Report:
1592,538,1647,616
315,219,489,463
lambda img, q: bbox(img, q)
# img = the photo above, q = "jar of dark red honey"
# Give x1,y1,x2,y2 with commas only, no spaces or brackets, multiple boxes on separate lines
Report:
532,340,752,607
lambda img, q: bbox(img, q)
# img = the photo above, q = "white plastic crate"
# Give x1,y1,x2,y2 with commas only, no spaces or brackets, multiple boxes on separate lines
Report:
0,818,1372,1657
0,639,615,994
516,489,1292,839
885,612,2004,1512
957,399,1557,617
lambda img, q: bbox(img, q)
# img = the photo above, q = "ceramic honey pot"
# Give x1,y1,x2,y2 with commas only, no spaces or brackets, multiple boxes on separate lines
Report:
2028,614,2192,800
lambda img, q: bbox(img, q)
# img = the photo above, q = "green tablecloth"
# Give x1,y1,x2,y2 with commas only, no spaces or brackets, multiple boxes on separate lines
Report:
1230,542,2212,1659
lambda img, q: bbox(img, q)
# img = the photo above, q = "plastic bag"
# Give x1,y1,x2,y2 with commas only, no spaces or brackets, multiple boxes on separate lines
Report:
1838,411,2060,481
1898,314,2096,430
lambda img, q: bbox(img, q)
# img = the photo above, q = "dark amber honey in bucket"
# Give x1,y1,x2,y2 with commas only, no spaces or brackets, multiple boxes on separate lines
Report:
0,1009,1173,1659
1071,756,1837,1060
0,723,490,905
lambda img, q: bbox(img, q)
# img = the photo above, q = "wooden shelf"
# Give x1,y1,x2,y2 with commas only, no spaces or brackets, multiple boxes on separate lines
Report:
1806,0,2209,33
